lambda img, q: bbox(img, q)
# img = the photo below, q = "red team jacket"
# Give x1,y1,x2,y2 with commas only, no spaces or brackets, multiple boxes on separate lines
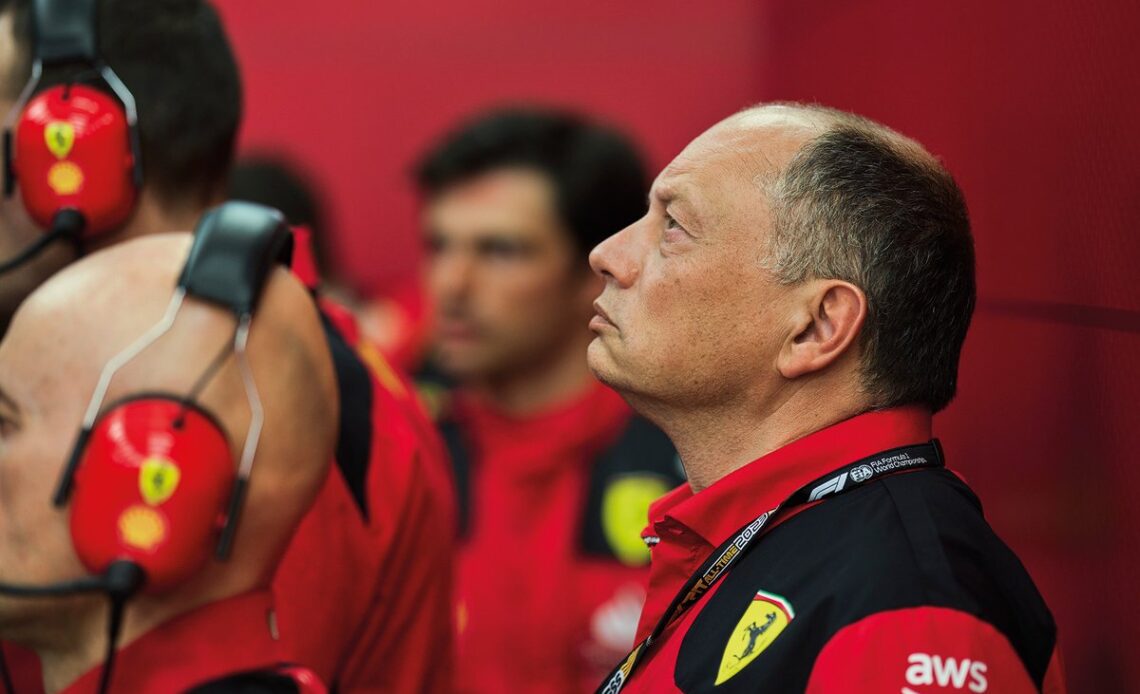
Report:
437,382,684,693
274,298,456,692
609,407,1066,693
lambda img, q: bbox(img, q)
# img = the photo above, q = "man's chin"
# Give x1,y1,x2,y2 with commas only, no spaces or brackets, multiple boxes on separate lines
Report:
587,340,630,391
434,347,506,383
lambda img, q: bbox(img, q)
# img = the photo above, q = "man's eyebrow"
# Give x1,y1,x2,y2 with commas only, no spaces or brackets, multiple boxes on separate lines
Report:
650,183,681,207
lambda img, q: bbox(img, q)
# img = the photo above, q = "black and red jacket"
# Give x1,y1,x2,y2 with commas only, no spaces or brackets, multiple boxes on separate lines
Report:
616,407,1065,693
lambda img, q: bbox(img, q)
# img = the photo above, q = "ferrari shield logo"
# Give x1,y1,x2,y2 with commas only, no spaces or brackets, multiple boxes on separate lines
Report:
139,456,181,506
44,121,75,159
715,589,795,685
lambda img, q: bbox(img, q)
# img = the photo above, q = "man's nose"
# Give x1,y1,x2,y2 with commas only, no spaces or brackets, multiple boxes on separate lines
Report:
589,220,641,288
430,247,475,300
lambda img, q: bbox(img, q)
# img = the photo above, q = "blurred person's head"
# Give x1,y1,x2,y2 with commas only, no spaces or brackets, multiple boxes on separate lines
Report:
0,235,336,689
0,0,241,336
228,155,331,280
588,104,974,482
415,107,647,400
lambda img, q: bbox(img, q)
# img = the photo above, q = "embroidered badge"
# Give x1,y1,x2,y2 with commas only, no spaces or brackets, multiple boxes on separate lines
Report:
715,589,795,685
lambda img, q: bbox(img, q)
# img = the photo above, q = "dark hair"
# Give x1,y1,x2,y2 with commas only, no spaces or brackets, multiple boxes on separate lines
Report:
228,155,332,277
413,107,648,260
2,0,242,210
769,110,976,413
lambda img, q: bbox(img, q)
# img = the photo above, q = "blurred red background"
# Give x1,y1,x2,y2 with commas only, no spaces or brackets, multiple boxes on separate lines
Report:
216,0,1139,689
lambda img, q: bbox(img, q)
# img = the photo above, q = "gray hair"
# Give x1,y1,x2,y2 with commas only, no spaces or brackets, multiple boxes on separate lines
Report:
760,105,975,412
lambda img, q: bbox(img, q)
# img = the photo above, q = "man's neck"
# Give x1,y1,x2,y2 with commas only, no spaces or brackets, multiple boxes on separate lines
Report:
471,329,598,417
35,580,231,693
86,196,209,254
36,598,158,694
639,381,869,492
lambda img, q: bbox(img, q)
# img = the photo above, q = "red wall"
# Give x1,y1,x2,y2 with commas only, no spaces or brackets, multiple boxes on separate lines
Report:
218,1,1138,689
755,1,1140,688
214,0,763,293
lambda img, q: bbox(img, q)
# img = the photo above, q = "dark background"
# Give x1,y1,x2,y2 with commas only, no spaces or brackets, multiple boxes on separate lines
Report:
215,0,1140,689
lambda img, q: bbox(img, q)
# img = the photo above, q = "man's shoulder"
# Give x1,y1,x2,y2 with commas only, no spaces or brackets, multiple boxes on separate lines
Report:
673,469,1057,692
318,300,450,518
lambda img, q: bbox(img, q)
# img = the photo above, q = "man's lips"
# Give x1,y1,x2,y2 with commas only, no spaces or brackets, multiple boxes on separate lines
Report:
437,319,481,340
590,302,616,331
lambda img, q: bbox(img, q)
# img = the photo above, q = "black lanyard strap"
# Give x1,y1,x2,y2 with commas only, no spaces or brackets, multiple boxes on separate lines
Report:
597,440,944,694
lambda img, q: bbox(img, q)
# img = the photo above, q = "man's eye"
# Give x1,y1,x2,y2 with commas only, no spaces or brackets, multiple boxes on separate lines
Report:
479,240,527,259
663,215,688,242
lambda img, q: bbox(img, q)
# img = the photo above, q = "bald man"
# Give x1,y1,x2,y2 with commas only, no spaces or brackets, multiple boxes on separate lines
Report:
0,234,337,693
0,1,455,690
587,104,1065,693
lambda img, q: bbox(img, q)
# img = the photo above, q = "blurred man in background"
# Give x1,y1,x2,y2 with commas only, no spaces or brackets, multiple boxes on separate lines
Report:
414,108,684,692
229,155,431,371
0,1,454,691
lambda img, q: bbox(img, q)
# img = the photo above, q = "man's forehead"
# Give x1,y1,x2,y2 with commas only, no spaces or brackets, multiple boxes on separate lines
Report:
434,168,555,209
427,169,567,241
653,107,824,202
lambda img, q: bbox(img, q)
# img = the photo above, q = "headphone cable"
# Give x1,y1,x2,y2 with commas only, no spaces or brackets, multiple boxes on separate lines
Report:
95,561,144,694
0,209,85,275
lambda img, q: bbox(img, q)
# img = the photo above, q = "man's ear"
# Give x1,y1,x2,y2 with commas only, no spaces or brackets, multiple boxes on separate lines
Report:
777,279,867,379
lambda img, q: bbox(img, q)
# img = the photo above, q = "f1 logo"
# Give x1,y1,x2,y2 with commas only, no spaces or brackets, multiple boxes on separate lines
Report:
808,472,848,502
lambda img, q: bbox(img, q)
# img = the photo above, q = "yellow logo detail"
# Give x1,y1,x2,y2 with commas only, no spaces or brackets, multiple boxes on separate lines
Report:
139,457,181,506
46,161,84,195
44,121,75,158
715,589,795,685
118,505,168,551
355,338,407,399
602,474,670,566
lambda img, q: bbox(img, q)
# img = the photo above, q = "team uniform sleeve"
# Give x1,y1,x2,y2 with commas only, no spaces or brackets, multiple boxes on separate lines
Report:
804,606,1066,694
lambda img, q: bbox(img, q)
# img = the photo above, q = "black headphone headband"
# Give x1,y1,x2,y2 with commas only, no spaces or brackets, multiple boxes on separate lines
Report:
34,0,99,66
180,201,295,315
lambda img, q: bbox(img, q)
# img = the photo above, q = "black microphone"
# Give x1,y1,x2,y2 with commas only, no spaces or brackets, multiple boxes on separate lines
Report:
0,208,85,275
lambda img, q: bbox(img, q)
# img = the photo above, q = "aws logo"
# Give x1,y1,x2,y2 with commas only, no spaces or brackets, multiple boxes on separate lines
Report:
903,653,988,693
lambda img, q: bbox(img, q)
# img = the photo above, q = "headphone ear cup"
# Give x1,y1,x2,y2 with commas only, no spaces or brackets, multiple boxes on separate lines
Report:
12,84,137,237
69,398,234,592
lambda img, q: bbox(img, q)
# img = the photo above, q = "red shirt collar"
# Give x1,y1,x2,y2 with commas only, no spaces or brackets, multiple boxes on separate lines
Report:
61,590,285,694
649,406,932,547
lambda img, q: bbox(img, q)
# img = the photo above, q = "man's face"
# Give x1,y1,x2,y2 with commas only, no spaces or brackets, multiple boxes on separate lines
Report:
587,112,816,409
0,12,78,338
0,305,94,636
424,167,599,382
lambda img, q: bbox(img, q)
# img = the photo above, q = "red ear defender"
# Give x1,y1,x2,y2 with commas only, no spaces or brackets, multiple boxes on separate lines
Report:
12,84,136,237
69,397,234,593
